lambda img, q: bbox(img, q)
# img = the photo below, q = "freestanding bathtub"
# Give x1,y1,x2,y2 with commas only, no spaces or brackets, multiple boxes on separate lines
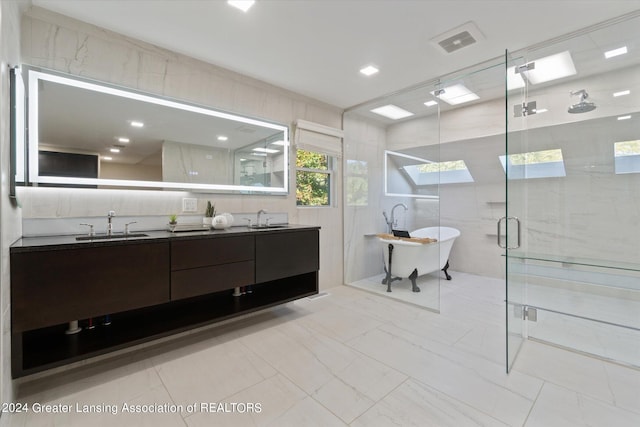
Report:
379,226,461,292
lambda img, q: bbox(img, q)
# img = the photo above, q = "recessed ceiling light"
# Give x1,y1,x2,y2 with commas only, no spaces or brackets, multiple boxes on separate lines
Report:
533,108,548,114
270,140,285,146
227,0,255,12
252,153,267,157
253,147,279,153
103,156,112,161
117,137,130,143
431,84,479,105
240,158,247,162
110,148,120,153
424,100,438,107
370,104,414,120
520,51,576,84
605,46,627,59
360,65,379,76
130,121,144,128
613,90,630,97
618,115,632,121
217,135,228,141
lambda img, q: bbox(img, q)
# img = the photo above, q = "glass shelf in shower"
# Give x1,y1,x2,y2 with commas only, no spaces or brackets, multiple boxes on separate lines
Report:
505,252,640,273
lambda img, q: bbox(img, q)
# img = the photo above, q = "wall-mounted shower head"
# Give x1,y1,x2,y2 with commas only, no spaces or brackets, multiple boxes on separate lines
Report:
568,89,596,114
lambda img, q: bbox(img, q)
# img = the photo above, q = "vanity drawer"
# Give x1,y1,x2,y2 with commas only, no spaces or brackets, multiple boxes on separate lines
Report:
171,236,254,270
171,260,255,300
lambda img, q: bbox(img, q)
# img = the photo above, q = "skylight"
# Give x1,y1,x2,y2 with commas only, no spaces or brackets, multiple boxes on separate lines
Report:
499,149,566,179
403,160,474,185
432,84,479,105
509,51,577,90
614,140,640,174
370,104,414,120
519,51,576,84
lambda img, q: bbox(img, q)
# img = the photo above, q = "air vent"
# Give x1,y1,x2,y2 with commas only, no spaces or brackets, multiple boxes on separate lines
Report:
439,31,476,53
430,21,484,54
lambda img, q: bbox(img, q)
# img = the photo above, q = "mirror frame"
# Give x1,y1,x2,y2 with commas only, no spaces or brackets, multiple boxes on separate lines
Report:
21,66,290,194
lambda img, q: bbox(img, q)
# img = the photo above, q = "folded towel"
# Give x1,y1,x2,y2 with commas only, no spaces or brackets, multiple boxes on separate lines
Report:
377,233,437,244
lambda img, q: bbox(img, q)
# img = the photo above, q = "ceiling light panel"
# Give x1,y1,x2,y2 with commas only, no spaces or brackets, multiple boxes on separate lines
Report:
370,105,415,120
227,1,255,12
613,90,630,97
521,51,576,85
360,65,379,76
253,147,279,153
130,120,144,128
424,100,438,107
431,84,479,105
605,46,627,59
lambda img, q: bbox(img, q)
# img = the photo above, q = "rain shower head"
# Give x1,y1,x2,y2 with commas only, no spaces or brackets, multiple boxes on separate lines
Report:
568,89,596,114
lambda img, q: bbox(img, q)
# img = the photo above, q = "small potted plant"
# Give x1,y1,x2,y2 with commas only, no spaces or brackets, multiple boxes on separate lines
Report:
168,214,178,231
204,201,216,226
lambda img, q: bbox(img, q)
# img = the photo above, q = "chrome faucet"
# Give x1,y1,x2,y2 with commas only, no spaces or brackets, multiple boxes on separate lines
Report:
107,210,116,236
256,209,267,227
383,203,408,233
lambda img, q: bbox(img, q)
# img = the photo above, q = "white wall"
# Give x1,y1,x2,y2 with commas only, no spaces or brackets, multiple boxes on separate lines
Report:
0,0,26,420
18,6,344,290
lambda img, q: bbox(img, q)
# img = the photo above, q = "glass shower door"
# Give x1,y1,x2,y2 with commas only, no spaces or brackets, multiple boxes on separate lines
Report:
504,13,640,371
503,51,529,372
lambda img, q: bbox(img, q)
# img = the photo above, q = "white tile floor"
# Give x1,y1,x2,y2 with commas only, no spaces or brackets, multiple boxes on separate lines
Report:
7,273,640,426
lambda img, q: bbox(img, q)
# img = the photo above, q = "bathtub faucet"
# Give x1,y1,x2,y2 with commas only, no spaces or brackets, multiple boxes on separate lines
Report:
383,203,408,233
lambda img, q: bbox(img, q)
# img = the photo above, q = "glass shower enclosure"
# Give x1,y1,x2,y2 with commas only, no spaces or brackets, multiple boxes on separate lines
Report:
343,10,640,373
505,12,640,371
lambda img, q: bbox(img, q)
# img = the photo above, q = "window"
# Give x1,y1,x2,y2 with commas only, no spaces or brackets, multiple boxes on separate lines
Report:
614,140,640,174
296,149,333,206
499,148,566,179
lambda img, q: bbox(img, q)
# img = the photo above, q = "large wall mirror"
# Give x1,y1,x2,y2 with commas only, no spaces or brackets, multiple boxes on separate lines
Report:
18,66,289,194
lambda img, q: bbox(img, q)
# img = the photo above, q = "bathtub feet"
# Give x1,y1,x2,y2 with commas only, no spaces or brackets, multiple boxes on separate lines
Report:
442,260,452,280
409,269,421,292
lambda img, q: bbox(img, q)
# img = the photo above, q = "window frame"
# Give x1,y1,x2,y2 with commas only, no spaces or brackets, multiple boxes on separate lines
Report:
295,148,335,207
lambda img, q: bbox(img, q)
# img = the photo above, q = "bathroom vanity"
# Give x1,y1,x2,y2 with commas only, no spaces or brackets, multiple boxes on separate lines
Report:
10,226,319,378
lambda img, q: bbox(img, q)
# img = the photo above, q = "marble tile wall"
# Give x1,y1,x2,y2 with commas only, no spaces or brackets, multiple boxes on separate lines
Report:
18,6,344,290
1,0,26,419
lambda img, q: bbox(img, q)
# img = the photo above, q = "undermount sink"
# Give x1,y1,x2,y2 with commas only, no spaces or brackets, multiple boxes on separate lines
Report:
75,233,149,241
249,225,287,229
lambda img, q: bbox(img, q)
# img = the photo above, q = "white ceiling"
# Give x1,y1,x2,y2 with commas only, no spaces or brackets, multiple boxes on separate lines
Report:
31,1,640,109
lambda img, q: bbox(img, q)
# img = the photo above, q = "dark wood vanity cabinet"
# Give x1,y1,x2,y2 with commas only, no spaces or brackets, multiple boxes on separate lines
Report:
11,241,170,333
256,230,319,282
10,227,319,378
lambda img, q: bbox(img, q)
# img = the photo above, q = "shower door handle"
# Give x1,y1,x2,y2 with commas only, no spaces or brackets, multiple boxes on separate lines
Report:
497,216,521,249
